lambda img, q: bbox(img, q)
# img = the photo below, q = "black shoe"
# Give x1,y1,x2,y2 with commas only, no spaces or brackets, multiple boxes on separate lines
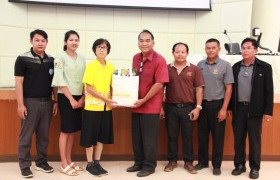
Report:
137,169,155,177
126,164,142,172
21,167,33,178
249,169,259,179
86,162,102,177
194,163,209,170
231,165,246,175
35,162,54,173
95,162,108,176
213,168,221,175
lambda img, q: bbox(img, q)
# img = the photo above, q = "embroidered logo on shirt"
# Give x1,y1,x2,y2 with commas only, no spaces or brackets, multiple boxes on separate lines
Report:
213,68,219,74
54,60,64,69
187,72,192,76
49,68,54,75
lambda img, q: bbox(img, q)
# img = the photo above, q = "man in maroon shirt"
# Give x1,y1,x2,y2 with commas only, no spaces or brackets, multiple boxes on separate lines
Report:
163,42,204,174
126,29,169,177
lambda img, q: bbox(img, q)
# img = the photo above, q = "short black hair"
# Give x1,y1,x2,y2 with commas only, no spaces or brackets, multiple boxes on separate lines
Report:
241,37,259,49
64,30,80,51
92,38,111,55
30,29,48,40
172,42,189,53
138,29,154,40
206,38,220,46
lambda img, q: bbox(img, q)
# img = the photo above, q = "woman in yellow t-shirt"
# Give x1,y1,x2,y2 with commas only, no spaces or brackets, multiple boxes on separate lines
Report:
80,38,116,177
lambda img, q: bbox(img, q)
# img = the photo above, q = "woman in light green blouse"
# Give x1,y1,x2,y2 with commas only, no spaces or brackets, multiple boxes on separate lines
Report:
52,30,85,176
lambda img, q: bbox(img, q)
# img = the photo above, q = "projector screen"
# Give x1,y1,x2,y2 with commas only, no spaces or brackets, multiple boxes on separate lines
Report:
9,0,211,10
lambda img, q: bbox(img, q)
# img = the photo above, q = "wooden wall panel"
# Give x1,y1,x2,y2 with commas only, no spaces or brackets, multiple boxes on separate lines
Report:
1,94,280,161
0,100,20,155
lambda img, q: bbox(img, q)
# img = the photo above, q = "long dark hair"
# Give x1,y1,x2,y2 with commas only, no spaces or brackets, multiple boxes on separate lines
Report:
63,30,80,51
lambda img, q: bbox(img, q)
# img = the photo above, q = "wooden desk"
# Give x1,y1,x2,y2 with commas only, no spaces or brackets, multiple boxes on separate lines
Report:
0,92,280,161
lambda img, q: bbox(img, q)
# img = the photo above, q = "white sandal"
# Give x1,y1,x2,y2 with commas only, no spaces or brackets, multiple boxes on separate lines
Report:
70,162,83,171
60,165,78,176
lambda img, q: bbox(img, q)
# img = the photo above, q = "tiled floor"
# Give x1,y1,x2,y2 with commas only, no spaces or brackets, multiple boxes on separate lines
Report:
1,161,279,180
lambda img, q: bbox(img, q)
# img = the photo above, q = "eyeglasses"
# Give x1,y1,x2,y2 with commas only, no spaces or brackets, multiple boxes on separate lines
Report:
96,46,108,51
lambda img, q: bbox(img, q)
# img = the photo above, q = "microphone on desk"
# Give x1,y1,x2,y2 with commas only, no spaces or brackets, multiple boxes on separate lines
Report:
223,30,241,55
224,30,233,54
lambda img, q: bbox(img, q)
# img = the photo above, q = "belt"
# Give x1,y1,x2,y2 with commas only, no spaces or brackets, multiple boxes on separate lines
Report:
203,99,224,103
167,103,193,108
25,97,51,102
238,101,250,105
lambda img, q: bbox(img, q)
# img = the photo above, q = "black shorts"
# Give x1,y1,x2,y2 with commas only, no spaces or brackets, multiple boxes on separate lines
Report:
80,110,114,147
58,93,82,133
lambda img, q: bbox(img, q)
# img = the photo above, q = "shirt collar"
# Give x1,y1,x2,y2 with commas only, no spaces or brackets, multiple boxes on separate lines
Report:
170,60,190,68
94,59,107,67
206,56,220,65
241,58,255,66
31,47,47,59
141,50,155,62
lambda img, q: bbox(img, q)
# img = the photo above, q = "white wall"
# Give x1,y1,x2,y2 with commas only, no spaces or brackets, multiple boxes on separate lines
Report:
0,0,252,87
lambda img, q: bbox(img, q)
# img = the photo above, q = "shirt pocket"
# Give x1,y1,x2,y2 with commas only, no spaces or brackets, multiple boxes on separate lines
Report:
141,67,154,80
212,72,223,81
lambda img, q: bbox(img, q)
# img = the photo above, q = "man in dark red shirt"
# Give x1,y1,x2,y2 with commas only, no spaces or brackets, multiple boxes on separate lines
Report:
164,42,204,174
126,29,169,177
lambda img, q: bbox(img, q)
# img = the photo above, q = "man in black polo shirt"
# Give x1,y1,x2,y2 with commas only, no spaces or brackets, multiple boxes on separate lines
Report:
14,29,58,178
164,42,204,174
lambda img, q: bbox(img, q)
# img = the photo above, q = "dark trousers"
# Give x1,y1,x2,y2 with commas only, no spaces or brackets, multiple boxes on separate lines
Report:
18,98,52,170
165,103,194,162
197,100,225,168
232,103,262,171
131,113,160,171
